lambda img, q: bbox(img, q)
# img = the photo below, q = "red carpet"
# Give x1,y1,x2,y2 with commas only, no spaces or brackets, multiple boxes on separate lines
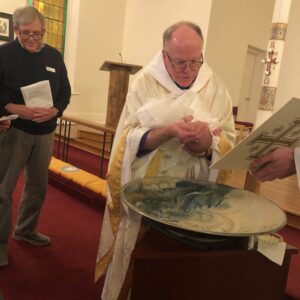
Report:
0,162,299,299
0,175,104,300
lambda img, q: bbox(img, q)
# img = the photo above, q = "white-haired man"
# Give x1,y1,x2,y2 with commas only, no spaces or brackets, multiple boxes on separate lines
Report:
95,21,235,299
0,6,71,267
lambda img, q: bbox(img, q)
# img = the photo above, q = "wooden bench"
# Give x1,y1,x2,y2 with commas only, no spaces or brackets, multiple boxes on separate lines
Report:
49,157,107,207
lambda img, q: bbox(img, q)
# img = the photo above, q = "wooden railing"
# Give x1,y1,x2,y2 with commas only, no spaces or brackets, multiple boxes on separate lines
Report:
55,115,115,178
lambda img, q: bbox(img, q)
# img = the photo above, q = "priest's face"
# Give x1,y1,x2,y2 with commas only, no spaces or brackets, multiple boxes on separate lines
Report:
163,25,203,88
15,17,45,53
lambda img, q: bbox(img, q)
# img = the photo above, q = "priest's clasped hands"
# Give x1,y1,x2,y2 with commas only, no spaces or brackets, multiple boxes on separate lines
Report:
171,115,215,157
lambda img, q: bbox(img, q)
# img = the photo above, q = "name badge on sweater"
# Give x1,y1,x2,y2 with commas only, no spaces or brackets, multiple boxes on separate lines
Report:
46,66,56,73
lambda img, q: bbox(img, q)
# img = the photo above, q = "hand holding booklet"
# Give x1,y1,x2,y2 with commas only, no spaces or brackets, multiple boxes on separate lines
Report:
21,80,53,108
210,98,300,170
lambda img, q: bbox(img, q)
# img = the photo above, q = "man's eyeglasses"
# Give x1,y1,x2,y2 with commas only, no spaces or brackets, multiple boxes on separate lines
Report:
165,51,203,72
18,31,44,41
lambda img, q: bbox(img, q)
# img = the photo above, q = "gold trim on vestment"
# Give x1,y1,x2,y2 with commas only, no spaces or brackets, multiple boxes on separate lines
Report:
117,153,161,298
95,129,162,283
144,150,161,177
94,128,130,282
94,241,115,282
106,128,131,234
216,133,233,185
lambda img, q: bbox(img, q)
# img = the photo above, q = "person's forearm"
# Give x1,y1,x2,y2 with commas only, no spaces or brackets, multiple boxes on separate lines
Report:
5,103,24,114
5,103,33,120
141,126,174,150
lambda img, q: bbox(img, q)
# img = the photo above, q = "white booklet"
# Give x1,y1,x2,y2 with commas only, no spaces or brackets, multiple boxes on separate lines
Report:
21,80,53,108
211,97,300,170
0,114,19,121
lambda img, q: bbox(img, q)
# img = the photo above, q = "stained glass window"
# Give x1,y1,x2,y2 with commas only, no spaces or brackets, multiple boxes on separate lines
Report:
30,0,67,54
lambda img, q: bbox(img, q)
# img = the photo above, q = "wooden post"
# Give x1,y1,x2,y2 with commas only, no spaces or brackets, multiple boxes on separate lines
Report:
244,171,261,194
100,61,142,129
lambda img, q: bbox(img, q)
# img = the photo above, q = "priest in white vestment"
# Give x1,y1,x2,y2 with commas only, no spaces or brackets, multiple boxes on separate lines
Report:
95,21,236,300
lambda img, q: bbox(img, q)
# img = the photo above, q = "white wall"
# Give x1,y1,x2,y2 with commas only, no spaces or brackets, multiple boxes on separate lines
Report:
275,0,300,111
2,0,299,124
0,0,25,45
205,0,275,106
122,0,212,66
67,0,213,122
65,0,127,122
0,0,25,14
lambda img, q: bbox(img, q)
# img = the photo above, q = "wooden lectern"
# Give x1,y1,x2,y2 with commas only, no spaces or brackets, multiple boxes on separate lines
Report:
128,228,297,300
100,61,142,129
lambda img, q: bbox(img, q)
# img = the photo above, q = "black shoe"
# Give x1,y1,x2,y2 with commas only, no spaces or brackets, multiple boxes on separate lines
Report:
0,245,8,267
13,232,51,246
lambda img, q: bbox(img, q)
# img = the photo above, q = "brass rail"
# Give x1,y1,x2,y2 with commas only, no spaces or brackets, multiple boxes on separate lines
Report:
62,114,116,134
55,115,115,178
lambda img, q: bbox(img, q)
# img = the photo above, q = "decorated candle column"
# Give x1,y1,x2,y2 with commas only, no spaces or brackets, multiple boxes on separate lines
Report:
255,0,292,127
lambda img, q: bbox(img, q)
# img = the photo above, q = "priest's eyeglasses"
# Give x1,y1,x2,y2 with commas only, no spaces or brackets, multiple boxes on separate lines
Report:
18,31,44,40
165,51,203,72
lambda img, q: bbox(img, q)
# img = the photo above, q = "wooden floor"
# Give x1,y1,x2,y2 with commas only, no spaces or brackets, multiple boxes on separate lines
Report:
229,170,300,229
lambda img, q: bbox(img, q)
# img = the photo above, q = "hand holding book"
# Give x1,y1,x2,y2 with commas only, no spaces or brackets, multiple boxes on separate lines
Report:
210,98,300,171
